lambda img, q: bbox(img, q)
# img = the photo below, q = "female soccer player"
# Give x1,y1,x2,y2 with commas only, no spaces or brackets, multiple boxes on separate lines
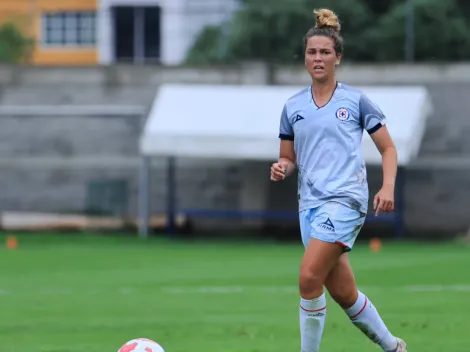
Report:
270,8,407,352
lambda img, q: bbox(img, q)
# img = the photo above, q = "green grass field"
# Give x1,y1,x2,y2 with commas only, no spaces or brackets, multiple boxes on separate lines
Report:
1,234,469,352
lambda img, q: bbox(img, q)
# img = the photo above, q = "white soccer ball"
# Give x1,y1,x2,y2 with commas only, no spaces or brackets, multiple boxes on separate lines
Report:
118,338,165,352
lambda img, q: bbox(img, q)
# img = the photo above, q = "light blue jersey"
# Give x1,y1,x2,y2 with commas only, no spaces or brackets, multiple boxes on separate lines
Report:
279,82,386,215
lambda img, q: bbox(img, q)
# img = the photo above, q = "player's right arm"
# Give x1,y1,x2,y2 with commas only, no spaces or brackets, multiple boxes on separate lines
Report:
280,140,297,175
271,104,297,181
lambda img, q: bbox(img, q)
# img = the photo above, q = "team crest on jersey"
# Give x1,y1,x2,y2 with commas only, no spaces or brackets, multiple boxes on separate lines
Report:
335,108,349,121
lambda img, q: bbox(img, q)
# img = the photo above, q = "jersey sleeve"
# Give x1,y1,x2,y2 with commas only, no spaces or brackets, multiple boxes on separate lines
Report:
359,94,386,135
278,104,294,141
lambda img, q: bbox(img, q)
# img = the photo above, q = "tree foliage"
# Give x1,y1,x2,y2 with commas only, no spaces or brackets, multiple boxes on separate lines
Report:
0,22,33,64
186,0,470,64
368,0,470,61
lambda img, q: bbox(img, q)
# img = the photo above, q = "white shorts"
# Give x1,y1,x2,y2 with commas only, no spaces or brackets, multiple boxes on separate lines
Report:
299,201,366,252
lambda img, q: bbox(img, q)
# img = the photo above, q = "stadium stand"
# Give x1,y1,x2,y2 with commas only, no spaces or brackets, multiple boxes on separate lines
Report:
2,65,470,236
138,84,433,238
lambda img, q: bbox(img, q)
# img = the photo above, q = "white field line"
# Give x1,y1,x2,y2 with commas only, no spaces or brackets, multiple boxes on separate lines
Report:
160,285,470,294
403,285,470,292
0,285,469,296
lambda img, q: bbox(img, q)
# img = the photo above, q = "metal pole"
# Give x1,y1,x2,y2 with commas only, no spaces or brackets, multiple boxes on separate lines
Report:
405,0,414,62
28,0,36,64
138,156,150,238
394,166,406,238
166,156,176,236
134,7,145,64
219,19,229,60
218,0,231,61
29,0,35,32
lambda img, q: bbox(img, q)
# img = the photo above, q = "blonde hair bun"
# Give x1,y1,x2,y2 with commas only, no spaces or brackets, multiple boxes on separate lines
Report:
314,9,341,32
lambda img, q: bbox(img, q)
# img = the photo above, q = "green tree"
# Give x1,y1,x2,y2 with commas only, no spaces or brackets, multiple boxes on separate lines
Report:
187,0,373,64
361,0,398,16
367,0,470,61
186,0,470,63
186,26,225,65
0,22,34,64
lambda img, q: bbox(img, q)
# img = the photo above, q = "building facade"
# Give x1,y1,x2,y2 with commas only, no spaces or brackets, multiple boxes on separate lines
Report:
98,0,237,66
0,0,98,65
0,0,236,66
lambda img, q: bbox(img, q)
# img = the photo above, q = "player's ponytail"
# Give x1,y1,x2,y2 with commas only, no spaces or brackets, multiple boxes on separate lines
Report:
314,9,341,33
304,8,344,56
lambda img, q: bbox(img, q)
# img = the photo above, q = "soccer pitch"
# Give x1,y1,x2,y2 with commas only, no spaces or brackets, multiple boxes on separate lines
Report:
1,234,469,352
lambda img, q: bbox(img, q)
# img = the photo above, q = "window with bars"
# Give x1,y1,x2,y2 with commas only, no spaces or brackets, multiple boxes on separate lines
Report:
42,12,97,47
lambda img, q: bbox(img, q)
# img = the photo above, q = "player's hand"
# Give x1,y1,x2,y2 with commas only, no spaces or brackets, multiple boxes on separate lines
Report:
270,162,288,181
373,185,395,216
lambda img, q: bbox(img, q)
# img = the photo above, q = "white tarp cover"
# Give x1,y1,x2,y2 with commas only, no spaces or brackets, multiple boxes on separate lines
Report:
140,84,433,165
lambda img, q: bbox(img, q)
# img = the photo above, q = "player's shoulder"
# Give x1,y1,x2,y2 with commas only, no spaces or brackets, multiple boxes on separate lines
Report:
336,82,365,101
284,86,310,108
336,83,378,117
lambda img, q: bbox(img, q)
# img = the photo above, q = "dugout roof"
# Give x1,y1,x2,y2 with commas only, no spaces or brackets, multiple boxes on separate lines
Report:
139,84,433,166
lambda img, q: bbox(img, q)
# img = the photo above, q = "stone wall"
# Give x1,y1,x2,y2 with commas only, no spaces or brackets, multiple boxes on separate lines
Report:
1,63,470,235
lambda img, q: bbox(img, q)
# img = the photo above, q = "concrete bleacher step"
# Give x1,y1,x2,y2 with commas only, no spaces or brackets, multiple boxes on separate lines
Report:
0,86,156,105
419,83,470,156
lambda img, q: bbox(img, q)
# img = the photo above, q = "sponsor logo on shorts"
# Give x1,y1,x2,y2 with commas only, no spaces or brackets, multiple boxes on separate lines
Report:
318,218,335,232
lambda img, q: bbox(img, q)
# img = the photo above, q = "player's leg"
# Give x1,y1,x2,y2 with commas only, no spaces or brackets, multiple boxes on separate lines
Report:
298,208,345,352
324,244,407,351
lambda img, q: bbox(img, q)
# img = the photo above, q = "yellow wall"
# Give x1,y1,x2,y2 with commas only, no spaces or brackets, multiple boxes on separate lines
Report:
0,1,33,36
0,0,98,66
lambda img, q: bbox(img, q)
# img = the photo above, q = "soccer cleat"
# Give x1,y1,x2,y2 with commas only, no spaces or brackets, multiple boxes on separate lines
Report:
390,338,407,352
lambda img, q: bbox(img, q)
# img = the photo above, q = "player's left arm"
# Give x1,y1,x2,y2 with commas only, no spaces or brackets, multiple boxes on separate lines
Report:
370,126,398,215
360,94,398,216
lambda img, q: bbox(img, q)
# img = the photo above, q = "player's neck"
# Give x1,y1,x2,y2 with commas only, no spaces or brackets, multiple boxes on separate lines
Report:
311,78,337,108
311,78,337,99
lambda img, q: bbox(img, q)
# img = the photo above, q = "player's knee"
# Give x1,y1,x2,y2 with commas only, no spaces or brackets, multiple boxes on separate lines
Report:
299,268,324,298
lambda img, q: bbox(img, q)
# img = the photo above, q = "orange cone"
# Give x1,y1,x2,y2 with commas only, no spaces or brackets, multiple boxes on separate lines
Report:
369,237,382,252
6,236,18,250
